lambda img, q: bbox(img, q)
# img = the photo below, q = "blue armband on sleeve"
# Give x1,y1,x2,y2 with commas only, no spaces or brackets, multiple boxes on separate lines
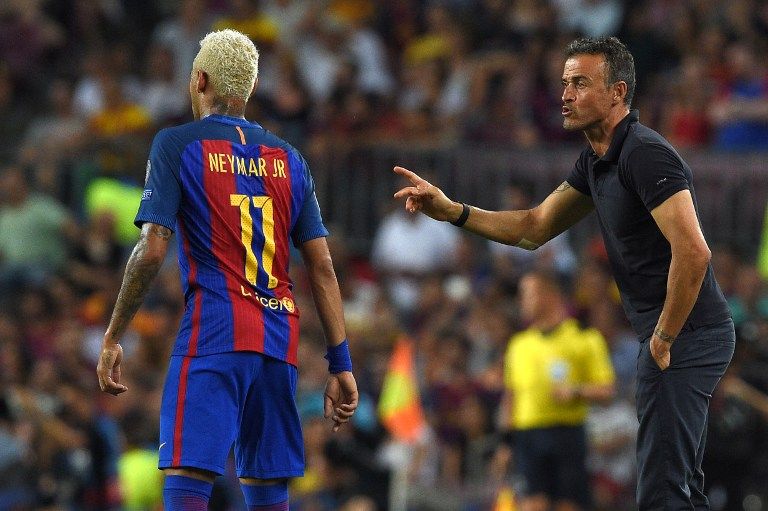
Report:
324,340,353,374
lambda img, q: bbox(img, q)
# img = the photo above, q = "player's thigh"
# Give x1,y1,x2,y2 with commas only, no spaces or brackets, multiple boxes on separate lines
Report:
159,354,241,474
235,354,304,479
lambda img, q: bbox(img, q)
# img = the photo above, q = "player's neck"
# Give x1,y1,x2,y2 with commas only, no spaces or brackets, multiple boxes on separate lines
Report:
204,97,247,119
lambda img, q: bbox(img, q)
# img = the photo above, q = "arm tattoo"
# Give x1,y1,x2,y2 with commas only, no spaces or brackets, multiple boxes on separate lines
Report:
105,225,170,341
148,223,173,240
552,182,573,194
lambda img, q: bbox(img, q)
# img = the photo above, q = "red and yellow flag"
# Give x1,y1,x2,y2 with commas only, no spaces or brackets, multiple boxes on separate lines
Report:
378,336,426,443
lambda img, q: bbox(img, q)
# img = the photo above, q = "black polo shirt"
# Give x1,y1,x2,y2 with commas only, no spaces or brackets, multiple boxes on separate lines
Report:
567,110,730,339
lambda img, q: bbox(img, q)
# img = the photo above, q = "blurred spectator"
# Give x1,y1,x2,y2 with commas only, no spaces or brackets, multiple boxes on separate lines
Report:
341,13,395,98
587,300,636,400
0,0,64,91
0,65,31,161
403,4,454,65
710,42,768,151
0,393,35,510
20,78,87,166
728,264,768,329
73,45,143,120
141,45,189,125
211,0,279,47
586,399,637,511
660,55,713,148
464,52,540,146
152,0,213,90
704,342,768,510
295,17,348,102
0,165,78,288
554,0,623,37
68,212,124,294
261,0,317,50
256,53,313,148
88,74,152,138
371,206,459,315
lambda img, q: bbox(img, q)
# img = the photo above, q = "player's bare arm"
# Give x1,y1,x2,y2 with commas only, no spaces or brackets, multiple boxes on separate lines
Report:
97,222,172,395
648,189,711,370
393,166,594,247
299,237,359,431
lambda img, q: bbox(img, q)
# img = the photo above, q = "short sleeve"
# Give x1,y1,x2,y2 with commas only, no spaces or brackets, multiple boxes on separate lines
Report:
622,144,690,211
134,129,182,232
290,155,329,246
566,150,592,196
583,330,616,386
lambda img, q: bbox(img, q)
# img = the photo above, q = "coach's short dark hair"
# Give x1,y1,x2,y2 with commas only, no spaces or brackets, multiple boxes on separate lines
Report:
565,36,636,107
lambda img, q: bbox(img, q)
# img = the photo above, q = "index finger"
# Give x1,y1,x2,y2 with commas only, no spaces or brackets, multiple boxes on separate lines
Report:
393,166,423,184
345,390,359,409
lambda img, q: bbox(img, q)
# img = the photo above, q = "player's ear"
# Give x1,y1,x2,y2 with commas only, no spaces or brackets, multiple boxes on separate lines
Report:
196,70,208,94
249,78,258,98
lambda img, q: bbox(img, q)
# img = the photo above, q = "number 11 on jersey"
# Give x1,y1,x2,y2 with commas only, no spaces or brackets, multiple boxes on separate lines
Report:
230,194,278,289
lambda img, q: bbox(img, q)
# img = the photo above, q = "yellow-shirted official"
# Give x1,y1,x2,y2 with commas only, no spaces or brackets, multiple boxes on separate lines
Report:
500,270,615,511
504,317,615,430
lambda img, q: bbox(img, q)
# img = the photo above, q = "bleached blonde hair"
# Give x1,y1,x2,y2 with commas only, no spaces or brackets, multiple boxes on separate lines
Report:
193,29,259,101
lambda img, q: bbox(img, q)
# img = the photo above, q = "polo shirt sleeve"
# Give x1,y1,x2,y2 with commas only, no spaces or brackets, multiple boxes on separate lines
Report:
622,144,690,212
583,329,615,386
290,154,329,247
565,149,591,196
134,128,182,232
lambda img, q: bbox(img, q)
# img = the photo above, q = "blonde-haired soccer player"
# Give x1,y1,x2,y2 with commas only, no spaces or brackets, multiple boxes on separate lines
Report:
97,29,359,511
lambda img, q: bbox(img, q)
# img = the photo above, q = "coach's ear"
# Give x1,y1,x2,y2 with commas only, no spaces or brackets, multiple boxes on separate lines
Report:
612,81,627,105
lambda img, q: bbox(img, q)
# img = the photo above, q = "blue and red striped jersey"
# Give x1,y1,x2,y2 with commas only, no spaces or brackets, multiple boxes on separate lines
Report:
135,114,328,365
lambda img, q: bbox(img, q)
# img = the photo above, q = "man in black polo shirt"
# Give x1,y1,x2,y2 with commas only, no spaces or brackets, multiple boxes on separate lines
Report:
393,36,734,510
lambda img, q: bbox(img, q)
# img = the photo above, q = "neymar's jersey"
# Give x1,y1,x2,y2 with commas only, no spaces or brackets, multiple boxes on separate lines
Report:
135,114,328,365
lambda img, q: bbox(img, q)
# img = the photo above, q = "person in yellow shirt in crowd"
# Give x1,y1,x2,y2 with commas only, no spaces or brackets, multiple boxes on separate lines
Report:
89,74,152,138
502,270,615,511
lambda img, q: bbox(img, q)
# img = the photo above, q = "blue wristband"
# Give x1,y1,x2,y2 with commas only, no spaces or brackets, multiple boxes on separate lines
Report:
324,340,353,374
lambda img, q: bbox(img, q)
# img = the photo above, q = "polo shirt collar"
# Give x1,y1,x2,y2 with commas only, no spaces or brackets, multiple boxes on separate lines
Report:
599,109,639,162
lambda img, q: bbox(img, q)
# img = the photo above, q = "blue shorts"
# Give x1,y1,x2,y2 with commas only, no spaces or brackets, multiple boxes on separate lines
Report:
158,352,304,478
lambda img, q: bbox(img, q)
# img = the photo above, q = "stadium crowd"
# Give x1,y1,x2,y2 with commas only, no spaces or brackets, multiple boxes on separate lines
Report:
1,0,768,510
